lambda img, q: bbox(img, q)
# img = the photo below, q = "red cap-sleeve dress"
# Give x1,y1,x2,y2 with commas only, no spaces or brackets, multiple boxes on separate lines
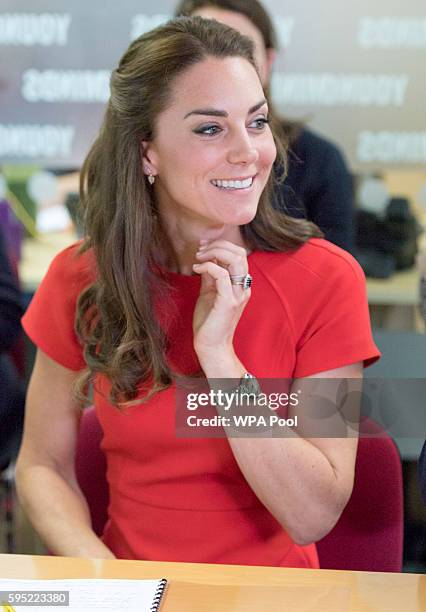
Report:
22,238,380,568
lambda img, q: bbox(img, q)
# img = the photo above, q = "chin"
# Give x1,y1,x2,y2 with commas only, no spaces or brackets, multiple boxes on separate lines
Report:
219,207,257,227
237,207,258,225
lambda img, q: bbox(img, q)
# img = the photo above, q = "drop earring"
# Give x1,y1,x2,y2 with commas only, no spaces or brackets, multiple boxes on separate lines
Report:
144,165,155,185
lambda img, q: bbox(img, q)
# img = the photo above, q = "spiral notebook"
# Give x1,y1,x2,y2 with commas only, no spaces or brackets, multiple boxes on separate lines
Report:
0,578,168,611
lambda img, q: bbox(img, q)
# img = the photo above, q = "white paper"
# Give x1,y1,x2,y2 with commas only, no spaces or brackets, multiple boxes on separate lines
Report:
0,578,165,611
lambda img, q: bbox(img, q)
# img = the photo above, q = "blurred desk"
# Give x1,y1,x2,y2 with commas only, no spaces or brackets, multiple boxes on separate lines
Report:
367,267,419,306
0,554,425,611
366,267,422,331
19,231,77,292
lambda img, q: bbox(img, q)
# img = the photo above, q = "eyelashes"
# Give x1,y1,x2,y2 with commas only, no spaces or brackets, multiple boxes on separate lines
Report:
193,124,222,136
251,118,270,129
193,117,270,136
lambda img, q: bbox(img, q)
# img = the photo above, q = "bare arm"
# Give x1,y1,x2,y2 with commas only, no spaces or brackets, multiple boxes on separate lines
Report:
15,349,115,558
192,239,361,546
202,353,361,547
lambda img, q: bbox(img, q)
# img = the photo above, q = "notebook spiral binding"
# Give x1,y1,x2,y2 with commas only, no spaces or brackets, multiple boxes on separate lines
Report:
150,578,168,611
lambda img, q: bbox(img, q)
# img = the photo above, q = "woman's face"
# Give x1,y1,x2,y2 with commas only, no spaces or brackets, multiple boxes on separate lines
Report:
143,56,276,232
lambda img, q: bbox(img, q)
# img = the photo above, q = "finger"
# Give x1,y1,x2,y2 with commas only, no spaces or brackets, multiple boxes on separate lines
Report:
193,261,251,304
199,239,249,257
192,261,235,300
195,247,248,276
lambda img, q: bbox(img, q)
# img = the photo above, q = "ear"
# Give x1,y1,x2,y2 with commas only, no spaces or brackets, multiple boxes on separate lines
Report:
140,140,159,177
264,48,277,86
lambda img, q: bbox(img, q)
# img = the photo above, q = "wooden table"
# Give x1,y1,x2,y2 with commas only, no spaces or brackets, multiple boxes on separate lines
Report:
0,554,424,611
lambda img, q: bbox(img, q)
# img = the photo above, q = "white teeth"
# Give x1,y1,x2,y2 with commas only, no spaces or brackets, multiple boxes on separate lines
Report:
211,177,253,189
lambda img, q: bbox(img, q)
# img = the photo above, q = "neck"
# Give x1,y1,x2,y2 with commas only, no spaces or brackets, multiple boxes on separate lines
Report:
157,215,248,276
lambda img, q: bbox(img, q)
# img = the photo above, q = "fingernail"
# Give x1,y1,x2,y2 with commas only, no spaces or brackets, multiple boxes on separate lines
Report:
199,239,209,244
193,263,200,268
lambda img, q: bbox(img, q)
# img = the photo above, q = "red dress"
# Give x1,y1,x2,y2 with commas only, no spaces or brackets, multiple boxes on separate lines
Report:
22,238,380,568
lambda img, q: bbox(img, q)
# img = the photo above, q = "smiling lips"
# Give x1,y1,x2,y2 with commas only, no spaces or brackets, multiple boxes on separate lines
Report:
211,176,255,190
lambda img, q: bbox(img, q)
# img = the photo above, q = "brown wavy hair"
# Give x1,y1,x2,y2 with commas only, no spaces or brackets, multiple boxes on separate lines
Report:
75,16,322,408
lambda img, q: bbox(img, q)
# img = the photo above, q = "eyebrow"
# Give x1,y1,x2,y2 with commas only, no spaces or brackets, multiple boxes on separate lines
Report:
183,98,267,119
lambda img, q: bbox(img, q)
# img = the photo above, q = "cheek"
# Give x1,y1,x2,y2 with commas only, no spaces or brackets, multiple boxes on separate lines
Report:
159,149,216,202
170,146,219,183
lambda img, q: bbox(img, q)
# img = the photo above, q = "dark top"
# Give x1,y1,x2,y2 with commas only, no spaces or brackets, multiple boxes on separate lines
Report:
0,225,23,353
274,127,355,253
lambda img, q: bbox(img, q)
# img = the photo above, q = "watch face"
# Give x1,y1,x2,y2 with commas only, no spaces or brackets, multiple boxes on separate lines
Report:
238,375,261,399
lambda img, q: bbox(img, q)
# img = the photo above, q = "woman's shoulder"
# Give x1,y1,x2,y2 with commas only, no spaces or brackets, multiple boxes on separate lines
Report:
21,241,96,371
250,239,375,367
252,238,365,287
291,238,365,282
47,241,96,287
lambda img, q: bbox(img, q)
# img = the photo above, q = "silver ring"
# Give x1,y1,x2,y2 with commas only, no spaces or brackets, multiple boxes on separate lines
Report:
230,273,252,289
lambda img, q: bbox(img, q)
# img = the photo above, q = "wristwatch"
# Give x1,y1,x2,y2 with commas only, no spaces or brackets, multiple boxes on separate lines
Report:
236,372,261,398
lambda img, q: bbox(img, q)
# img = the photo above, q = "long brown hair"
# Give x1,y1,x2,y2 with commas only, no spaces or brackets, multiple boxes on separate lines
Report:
75,16,321,408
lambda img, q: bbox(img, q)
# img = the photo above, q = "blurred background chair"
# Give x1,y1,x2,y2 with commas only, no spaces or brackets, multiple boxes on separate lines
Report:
316,417,403,572
76,408,404,571
75,406,109,537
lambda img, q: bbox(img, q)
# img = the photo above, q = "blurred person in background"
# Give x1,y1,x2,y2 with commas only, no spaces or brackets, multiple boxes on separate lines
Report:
0,224,25,468
175,0,355,253
419,445,426,503
417,250,426,503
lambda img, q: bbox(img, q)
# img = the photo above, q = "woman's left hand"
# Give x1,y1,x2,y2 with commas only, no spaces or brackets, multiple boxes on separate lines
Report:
192,239,251,361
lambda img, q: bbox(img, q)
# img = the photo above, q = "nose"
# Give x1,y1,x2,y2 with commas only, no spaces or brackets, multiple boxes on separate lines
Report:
226,129,259,166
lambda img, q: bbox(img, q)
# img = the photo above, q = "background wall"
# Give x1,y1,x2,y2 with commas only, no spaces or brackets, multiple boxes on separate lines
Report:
0,0,425,171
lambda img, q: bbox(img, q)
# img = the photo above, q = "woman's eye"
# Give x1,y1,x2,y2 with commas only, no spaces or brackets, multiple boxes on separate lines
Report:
250,117,269,129
194,125,222,136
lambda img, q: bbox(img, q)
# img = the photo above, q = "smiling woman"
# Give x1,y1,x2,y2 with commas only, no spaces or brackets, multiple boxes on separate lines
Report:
17,16,379,570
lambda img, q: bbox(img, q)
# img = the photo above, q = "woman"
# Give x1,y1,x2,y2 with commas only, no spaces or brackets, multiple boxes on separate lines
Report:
176,0,356,253
17,17,379,568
